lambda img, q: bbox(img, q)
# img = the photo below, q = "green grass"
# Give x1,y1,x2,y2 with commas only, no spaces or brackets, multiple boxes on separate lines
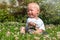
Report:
0,22,60,40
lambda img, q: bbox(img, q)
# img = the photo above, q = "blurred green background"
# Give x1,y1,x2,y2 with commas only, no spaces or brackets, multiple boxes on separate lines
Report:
0,0,60,25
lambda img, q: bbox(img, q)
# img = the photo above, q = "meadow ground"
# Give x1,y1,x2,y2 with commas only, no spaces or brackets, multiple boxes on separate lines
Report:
0,22,60,40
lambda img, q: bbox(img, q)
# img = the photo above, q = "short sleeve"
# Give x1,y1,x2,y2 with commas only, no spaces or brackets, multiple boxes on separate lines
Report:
39,22,45,30
36,19,45,30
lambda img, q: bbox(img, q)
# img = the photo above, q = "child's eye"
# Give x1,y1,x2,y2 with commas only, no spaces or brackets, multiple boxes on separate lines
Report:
27,9,33,12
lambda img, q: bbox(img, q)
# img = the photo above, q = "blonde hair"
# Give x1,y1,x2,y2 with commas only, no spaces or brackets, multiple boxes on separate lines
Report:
27,2,40,11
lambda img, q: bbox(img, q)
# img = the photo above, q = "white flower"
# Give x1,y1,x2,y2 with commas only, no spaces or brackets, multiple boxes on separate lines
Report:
57,32,60,38
14,27,18,30
11,32,14,35
52,37,56,40
14,34,19,40
52,31,55,33
2,27,5,30
0,30,1,32
17,32,19,36
14,34,17,37
34,37,40,40
44,34,49,38
15,36,19,40
6,31,11,37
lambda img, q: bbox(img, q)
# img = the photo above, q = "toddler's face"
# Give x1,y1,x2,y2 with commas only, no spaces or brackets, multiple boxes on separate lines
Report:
27,4,39,18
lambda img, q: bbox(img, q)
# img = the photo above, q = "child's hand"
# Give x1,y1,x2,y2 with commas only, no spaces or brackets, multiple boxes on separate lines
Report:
28,22,36,27
33,29,43,34
20,27,25,34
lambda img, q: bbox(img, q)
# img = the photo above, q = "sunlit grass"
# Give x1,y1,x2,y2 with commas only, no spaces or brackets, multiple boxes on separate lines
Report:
0,22,60,40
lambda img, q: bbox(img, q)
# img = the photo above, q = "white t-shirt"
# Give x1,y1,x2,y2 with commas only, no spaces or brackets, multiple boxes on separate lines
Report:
26,18,45,30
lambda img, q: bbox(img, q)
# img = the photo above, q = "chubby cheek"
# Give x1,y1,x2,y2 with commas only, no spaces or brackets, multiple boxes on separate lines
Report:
27,13,31,17
33,11,38,16
27,12,30,16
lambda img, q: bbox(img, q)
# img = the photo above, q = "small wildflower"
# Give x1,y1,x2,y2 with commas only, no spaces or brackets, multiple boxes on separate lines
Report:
52,37,56,40
57,32,60,38
0,30,1,32
2,27,5,30
14,27,18,30
17,32,19,36
44,34,49,38
14,34,19,40
48,27,51,29
11,32,14,35
50,33,52,35
15,36,19,40
52,31,55,33
28,34,31,37
14,34,17,37
34,37,40,40
6,31,11,37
